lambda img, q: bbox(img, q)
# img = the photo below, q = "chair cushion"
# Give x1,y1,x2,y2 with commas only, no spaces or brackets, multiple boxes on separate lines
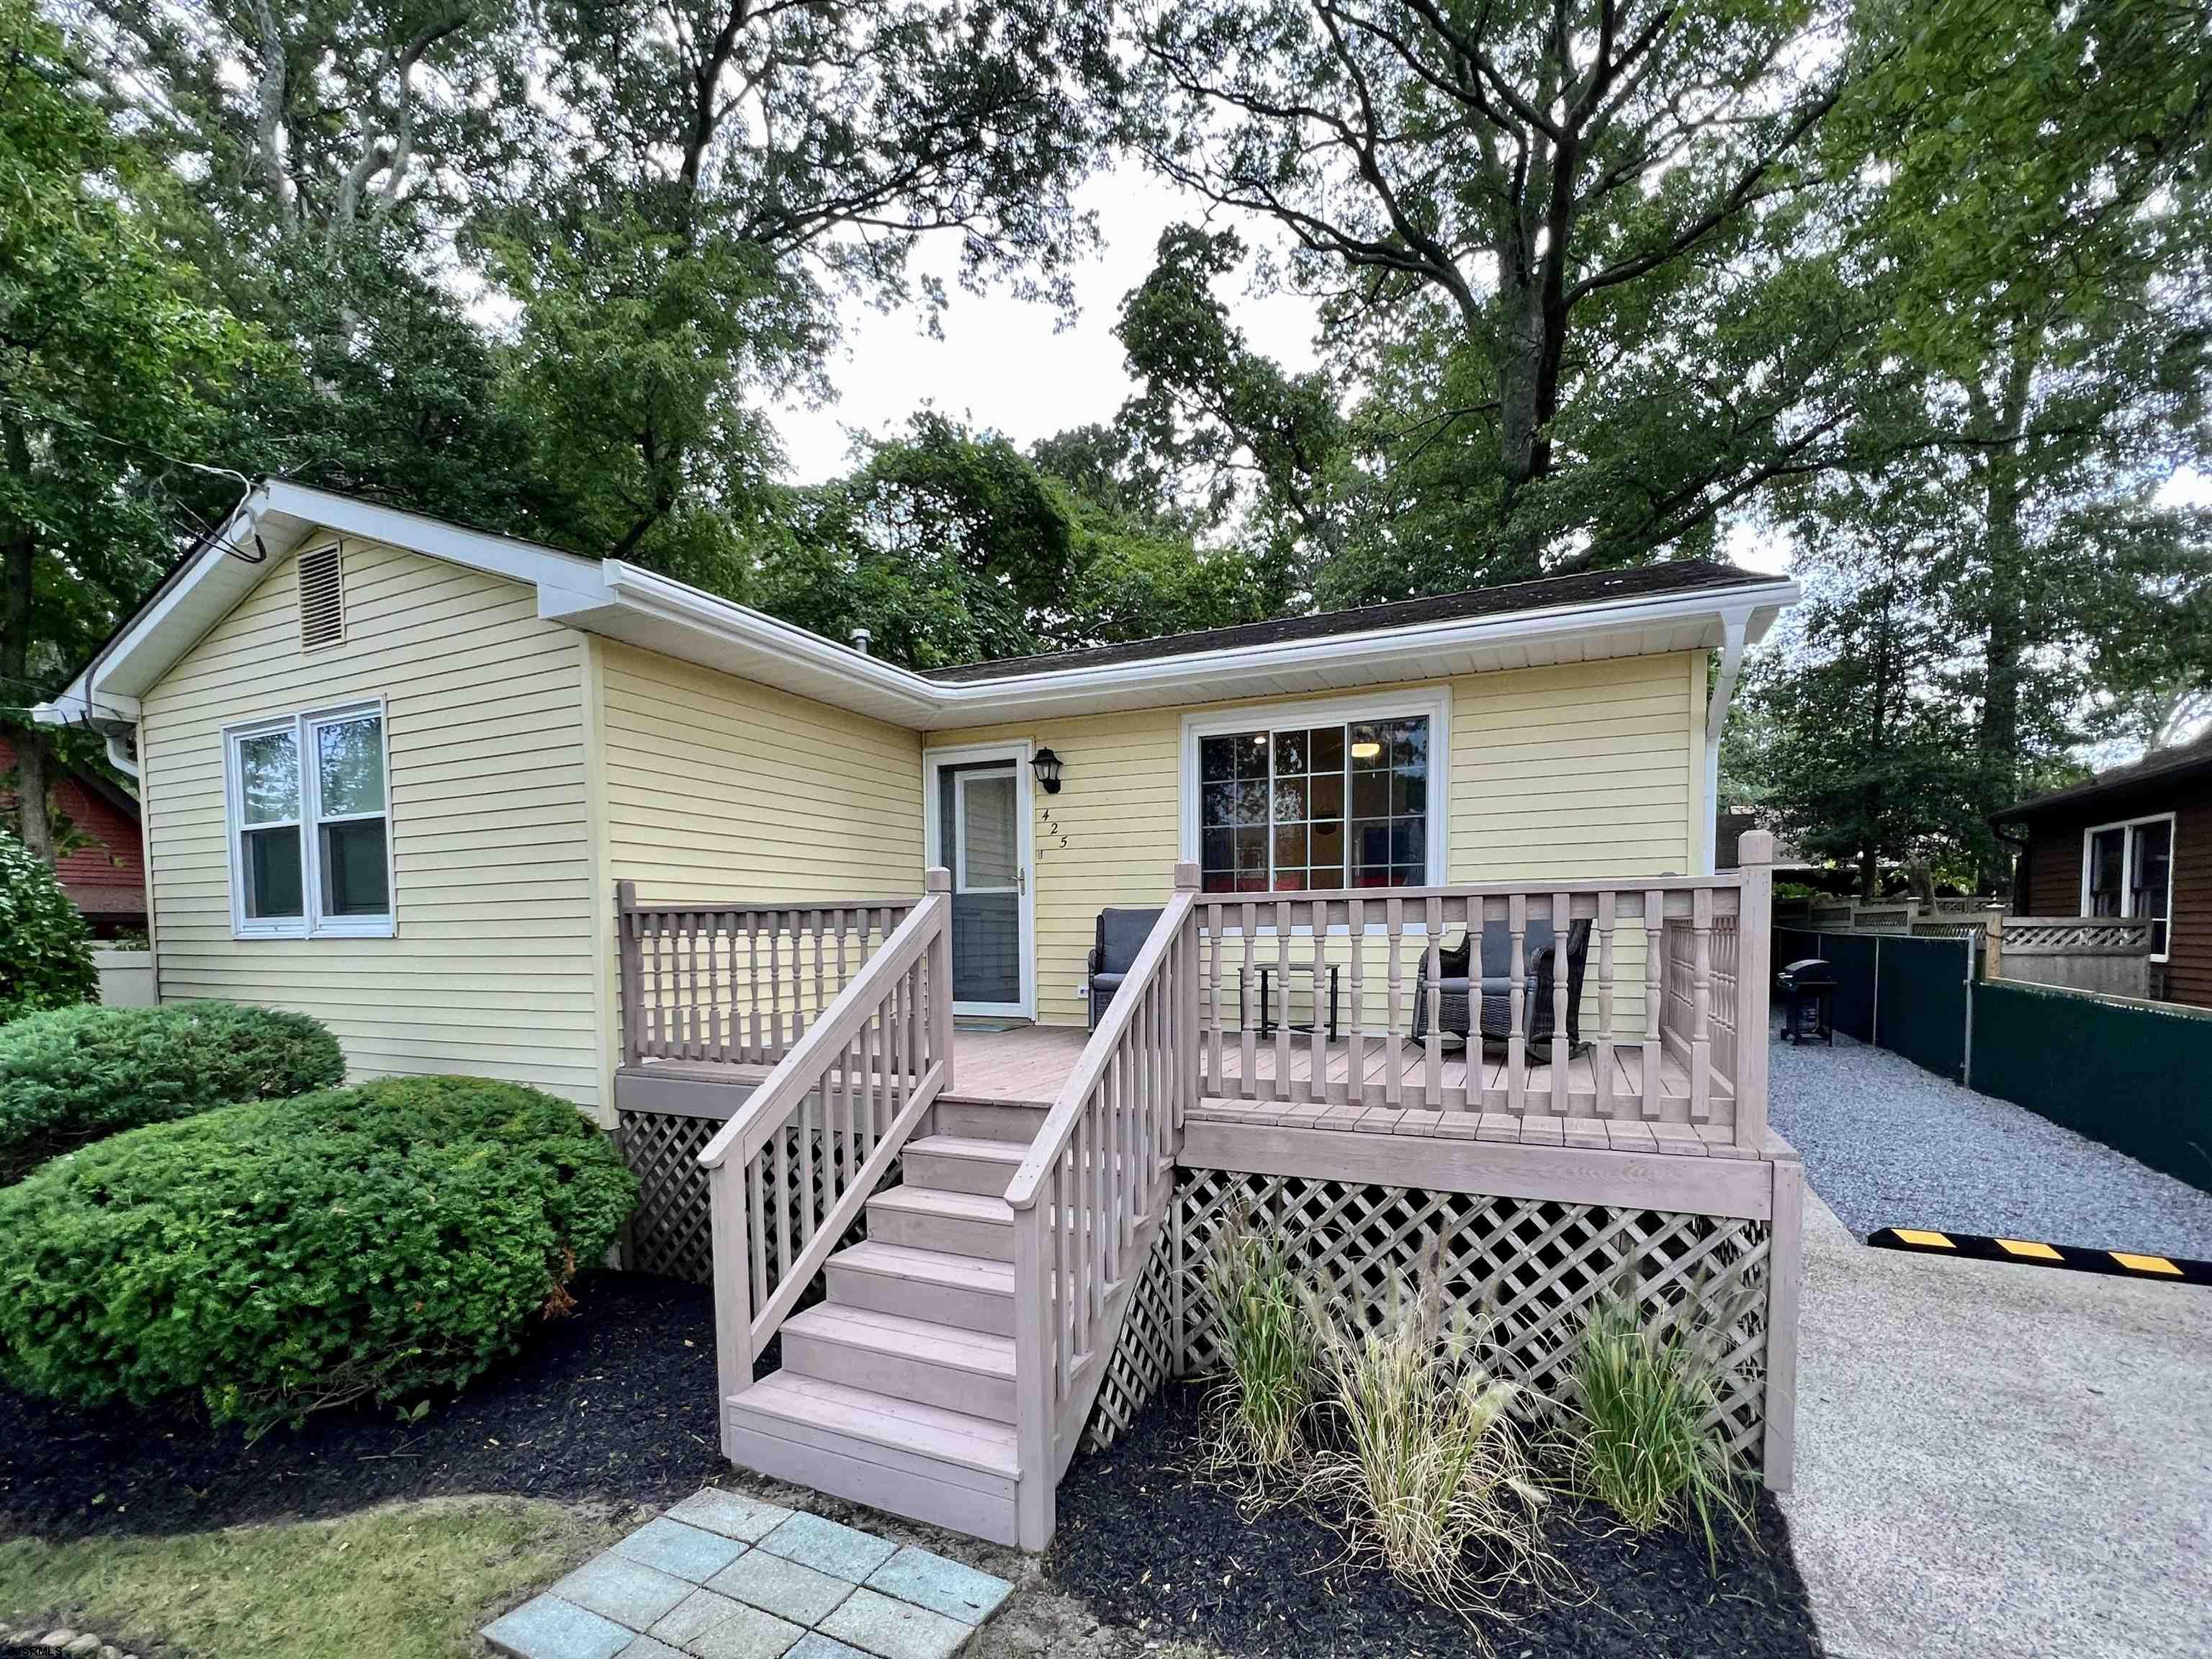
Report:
1090,971,1128,995
1477,918,1556,976
1437,933,1471,978
1096,908,1162,975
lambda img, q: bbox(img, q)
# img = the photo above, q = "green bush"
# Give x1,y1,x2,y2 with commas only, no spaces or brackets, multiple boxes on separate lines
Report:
0,1076,637,1429
1563,1291,1755,1563
0,831,97,1022
1203,1202,1314,1476
0,1002,346,1182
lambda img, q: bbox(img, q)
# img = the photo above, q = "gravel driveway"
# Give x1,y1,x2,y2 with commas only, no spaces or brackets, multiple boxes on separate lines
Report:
1769,1030,2212,1259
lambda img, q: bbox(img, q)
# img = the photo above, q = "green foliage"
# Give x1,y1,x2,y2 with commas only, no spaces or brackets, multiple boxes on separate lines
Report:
1563,1294,1755,1566
0,830,96,1023
0,1076,637,1429
1304,1246,1550,1614
1202,1204,1315,1475
0,1000,345,1182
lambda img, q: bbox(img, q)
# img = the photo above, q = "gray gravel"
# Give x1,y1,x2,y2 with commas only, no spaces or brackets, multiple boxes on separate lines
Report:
1768,1028,2212,1259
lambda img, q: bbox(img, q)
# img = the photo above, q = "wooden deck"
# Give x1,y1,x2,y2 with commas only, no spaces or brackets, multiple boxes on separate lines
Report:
622,1020,1740,1156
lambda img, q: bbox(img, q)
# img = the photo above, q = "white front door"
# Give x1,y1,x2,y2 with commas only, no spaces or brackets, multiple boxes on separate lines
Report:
926,745,1035,1017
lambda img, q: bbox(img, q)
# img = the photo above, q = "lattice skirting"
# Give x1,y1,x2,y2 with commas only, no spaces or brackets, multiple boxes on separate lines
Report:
617,1110,896,1298
1084,1168,1773,1469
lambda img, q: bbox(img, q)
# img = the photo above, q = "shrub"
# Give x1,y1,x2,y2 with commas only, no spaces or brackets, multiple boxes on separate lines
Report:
1203,1203,1315,1476
0,831,97,1023
1562,1290,1755,1563
0,1001,346,1182
1304,1246,1549,1613
0,1076,637,1429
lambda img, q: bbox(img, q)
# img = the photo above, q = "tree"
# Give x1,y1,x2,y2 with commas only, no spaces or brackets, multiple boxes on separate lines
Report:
1732,539,1984,897
0,0,252,863
1127,0,1885,575
483,0,1116,576
1800,0,2212,862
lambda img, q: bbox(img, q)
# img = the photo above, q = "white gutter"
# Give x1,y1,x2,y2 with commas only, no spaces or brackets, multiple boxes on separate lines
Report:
1701,608,1754,874
584,559,1801,721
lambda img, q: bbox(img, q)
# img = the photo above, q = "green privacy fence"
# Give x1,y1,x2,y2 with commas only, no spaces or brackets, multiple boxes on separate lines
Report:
1969,981,2212,1195
1776,928,1974,1082
1774,925,2212,1193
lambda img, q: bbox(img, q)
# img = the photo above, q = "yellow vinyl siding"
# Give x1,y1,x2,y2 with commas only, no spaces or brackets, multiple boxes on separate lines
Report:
936,653,1705,1027
596,643,925,904
138,536,603,1109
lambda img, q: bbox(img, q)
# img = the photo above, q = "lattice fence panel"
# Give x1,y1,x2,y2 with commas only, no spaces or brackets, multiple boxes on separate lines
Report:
1081,1221,1178,1453
618,1110,896,1295
1172,1170,1772,1467
618,1110,721,1282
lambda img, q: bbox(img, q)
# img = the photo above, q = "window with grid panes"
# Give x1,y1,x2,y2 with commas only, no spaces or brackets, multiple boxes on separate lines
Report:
1198,716,1430,893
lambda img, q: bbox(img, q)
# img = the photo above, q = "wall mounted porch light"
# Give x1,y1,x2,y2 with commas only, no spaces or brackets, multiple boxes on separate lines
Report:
1032,747,1064,794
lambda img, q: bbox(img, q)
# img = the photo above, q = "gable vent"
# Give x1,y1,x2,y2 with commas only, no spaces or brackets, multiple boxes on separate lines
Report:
297,544,345,649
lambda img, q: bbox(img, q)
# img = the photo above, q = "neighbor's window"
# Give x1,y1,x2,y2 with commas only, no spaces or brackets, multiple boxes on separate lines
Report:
1197,714,1432,893
228,704,391,938
2085,816,2172,958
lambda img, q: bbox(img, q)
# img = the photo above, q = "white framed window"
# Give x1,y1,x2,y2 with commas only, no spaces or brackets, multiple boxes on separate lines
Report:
1179,692,1449,894
2082,812,2173,961
225,701,394,939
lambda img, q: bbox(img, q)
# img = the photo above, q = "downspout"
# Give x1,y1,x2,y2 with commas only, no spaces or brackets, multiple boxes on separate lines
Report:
1702,608,1753,876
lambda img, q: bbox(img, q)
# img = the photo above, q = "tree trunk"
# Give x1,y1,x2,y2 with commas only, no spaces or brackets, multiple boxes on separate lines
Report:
1,517,54,867
1971,333,2038,893
1858,843,1879,902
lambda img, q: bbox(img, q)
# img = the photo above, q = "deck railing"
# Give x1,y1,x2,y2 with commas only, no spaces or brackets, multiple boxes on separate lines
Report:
695,871,953,1422
617,886,916,1068
1007,865,1201,1548
1192,839,1772,1150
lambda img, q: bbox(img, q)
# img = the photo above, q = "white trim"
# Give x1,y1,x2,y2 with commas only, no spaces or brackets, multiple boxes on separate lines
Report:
924,741,1036,1019
1700,610,1753,877
38,480,1801,737
223,696,396,940
1178,689,1452,890
2080,811,2176,963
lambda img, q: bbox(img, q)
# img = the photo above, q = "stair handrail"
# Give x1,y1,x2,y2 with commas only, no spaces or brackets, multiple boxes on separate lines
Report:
697,869,954,1436
1006,863,1200,1548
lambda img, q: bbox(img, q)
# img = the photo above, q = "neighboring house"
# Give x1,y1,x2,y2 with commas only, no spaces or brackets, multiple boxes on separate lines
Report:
0,732,148,935
40,480,1809,1548
1995,731,2212,1009
37,480,1797,1114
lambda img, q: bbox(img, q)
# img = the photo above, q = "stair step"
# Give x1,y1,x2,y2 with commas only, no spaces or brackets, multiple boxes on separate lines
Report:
904,1133,1027,1196
826,1240,1015,1336
726,1372,1018,1545
783,1304,1016,1421
932,1098,1050,1143
868,1184,1014,1261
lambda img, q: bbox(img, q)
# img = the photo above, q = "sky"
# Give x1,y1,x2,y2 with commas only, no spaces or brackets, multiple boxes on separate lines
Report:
769,167,2207,586
769,166,1320,482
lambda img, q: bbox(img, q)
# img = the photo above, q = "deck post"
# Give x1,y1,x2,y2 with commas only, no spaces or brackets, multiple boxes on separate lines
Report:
1173,862,1200,1139
1733,832,1773,1155
1762,1146,1804,1491
616,879,644,1068
708,1160,755,1453
925,866,953,1092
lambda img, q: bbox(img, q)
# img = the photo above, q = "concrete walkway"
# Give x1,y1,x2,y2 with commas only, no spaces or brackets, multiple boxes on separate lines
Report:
1784,1192,2212,1659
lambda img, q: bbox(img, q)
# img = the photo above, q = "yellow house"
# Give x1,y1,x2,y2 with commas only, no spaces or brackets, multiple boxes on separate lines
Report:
42,480,1807,1549
40,480,1794,1122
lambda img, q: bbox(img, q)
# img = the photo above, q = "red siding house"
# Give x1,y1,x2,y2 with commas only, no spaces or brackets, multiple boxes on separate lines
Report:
0,734,148,935
1995,730,2212,1010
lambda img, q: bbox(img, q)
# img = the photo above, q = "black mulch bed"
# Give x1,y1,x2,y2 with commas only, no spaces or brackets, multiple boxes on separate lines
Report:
1052,1381,1823,1659
0,1272,723,1540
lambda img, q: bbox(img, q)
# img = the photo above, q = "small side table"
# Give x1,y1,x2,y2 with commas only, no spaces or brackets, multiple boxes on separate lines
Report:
1241,963,1341,1040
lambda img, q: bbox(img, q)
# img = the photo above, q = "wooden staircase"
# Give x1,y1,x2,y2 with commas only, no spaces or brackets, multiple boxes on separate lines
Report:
722,1100,1043,1546
696,867,1198,1551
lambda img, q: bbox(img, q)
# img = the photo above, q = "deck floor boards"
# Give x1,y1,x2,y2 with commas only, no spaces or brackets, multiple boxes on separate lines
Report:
626,1022,1744,1159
